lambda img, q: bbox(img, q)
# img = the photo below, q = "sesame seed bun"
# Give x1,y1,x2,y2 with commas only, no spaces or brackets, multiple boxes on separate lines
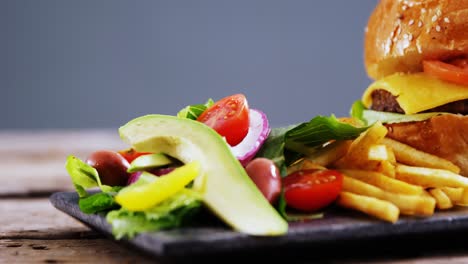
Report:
364,0,468,80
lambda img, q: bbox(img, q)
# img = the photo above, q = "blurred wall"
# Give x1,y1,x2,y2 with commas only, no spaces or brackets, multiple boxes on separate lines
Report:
2,0,378,129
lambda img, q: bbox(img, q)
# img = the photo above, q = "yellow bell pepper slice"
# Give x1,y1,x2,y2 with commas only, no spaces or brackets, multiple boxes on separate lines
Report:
115,161,200,211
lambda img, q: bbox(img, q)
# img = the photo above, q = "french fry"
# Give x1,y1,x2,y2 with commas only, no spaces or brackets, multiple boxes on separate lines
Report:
305,140,352,167
333,122,387,169
386,146,396,164
440,187,463,204
365,145,397,177
337,117,366,127
368,144,396,164
340,169,424,195
335,158,396,178
382,138,460,174
347,122,388,157
286,158,327,175
396,164,468,188
342,176,436,216
375,160,396,178
458,189,468,206
429,188,453,210
337,191,399,223
289,119,464,223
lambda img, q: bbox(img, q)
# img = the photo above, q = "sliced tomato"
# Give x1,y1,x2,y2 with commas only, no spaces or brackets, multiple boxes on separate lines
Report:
197,94,250,146
118,148,151,163
423,59,468,86
449,57,468,68
283,169,343,212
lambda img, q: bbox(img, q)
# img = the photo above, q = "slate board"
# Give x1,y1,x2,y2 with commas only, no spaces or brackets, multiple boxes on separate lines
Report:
50,191,468,262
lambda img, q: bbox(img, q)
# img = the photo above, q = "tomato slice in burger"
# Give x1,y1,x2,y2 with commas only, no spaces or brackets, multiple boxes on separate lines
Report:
283,169,343,212
197,94,250,146
423,59,468,86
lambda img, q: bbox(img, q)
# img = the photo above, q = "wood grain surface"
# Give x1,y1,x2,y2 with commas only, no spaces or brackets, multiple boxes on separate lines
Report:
0,130,125,195
0,239,155,263
1,198,91,239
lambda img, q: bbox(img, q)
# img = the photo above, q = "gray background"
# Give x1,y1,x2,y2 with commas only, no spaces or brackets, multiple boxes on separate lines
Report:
2,0,378,129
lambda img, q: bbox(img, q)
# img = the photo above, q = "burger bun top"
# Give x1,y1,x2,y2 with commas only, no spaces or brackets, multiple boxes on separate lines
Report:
364,0,468,80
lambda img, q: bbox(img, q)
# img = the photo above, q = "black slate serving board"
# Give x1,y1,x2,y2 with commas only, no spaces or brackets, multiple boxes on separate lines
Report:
50,191,468,262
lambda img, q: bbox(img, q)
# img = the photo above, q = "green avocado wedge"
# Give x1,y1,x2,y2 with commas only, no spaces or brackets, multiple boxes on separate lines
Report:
119,114,288,236
127,153,173,173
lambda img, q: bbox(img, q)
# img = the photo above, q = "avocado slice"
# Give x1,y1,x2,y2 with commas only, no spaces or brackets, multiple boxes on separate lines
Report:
127,153,173,173
119,114,288,236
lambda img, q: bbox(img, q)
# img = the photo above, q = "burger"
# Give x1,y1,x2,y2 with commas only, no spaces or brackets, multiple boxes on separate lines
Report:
359,0,468,176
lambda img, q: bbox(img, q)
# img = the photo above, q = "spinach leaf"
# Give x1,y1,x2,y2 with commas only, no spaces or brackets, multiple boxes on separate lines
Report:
285,115,368,152
256,115,368,174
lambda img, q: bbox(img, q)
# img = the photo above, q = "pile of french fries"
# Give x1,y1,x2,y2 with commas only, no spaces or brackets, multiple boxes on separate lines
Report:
288,121,467,223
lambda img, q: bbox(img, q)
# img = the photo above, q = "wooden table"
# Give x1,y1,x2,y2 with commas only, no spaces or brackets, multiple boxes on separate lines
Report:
2,130,468,263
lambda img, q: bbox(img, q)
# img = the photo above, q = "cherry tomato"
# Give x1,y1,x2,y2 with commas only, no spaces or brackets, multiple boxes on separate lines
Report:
283,169,343,212
118,148,151,163
423,59,468,86
86,150,130,186
197,94,250,146
245,158,281,204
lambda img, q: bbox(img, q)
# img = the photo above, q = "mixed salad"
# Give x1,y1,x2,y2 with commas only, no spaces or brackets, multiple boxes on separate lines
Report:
66,94,368,239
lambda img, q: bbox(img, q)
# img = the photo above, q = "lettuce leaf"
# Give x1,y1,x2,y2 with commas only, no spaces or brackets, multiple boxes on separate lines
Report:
177,98,214,120
65,155,113,197
350,100,446,125
106,189,202,239
350,100,366,123
78,188,121,214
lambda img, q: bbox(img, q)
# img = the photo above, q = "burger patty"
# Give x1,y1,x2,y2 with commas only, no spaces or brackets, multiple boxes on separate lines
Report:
370,89,468,114
370,90,405,113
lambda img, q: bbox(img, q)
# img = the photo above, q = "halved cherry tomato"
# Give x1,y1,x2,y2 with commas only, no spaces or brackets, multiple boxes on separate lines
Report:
283,169,343,212
197,94,250,146
423,59,468,86
118,148,151,163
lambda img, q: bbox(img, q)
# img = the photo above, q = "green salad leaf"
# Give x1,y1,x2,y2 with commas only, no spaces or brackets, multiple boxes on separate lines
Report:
256,115,368,173
66,156,124,214
255,125,297,176
350,100,366,123
65,155,113,197
350,100,446,125
177,98,214,120
285,115,368,153
106,189,202,239
78,188,121,214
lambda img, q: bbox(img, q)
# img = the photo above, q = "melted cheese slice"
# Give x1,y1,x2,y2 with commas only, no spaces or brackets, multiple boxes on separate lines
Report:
362,73,468,114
